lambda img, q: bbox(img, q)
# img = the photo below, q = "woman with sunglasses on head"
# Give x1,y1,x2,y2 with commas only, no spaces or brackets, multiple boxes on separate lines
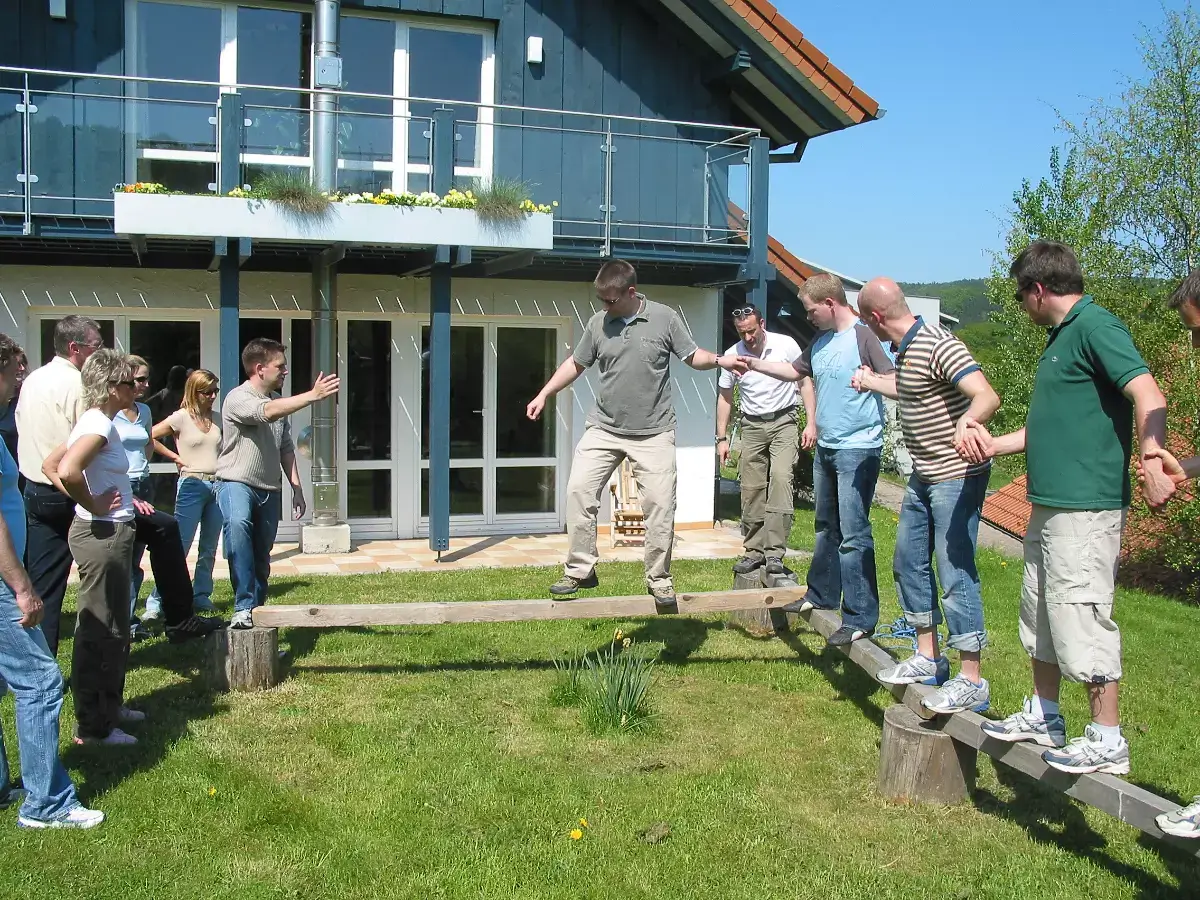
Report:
145,369,223,619
113,356,154,639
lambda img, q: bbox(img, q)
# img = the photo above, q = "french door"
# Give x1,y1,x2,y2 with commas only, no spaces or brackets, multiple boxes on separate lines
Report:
417,322,565,534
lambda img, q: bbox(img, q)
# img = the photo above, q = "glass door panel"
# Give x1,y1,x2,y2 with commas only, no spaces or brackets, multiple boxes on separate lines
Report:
495,327,556,458
346,320,392,520
420,325,484,460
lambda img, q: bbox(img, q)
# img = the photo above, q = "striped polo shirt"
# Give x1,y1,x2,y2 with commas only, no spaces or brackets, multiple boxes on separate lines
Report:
893,318,988,483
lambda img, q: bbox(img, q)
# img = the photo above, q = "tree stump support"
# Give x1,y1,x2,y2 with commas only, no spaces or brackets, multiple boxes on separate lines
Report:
727,570,794,635
205,626,280,692
877,703,976,805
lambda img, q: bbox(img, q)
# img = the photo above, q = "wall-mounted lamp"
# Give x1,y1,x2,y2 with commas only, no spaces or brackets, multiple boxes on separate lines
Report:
526,36,544,66
49,0,67,18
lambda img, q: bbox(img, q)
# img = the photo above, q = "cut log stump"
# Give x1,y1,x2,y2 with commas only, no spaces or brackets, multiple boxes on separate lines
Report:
878,703,976,805
205,626,279,692
726,570,793,635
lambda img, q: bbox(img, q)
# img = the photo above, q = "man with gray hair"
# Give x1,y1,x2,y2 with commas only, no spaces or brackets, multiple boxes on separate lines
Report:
16,315,103,655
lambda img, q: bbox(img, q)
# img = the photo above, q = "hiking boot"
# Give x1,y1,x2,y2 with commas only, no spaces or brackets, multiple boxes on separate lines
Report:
74,727,137,747
1042,724,1130,775
764,556,787,576
981,697,1067,748
731,555,764,575
922,674,991,714
166,614,226,643
877,653,950,687
649,583,677,612
230,609,255,630
826,625,866,647
117,706,147,725
549,573,599,596
18,805,105,830
1157,796,1200,839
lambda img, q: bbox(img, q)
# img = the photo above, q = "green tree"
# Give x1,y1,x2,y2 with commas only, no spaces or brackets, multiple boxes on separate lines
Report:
986,5,1200,586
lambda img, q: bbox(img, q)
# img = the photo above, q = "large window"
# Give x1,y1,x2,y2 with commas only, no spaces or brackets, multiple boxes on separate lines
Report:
128,1,494,194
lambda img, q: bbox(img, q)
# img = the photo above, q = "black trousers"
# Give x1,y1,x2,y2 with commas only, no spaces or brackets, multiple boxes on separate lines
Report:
132,509,195,628
22,482,75,656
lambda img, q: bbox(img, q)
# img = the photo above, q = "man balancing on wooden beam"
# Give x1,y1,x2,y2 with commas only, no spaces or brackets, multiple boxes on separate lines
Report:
526,259,739,610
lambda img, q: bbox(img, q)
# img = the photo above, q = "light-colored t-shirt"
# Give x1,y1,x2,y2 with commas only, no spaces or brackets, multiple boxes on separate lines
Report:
794,322,895,450
67,408,135,522
215,382,294,491
572,294,699,436
165,408,222,477
113,402,152,480
15,356,85,486
718,329,802,415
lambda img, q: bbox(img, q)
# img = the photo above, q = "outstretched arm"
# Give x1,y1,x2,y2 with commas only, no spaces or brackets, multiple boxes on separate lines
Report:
527,357,586,420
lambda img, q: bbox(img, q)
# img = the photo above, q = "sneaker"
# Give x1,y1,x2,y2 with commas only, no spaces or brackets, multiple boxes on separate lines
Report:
649,583,677,612
1042,724,1130,775
1157,796,1200,839
73,727,137,747
141,607,163,624
876,653,950,687
167,614,227,642
117,706,147,725
764,556,787,575
230,609,255,630
781,596,827,614
826,625,867,647
18,805,105,830
549,573,599,596
731,555,764,575
129,622,152,643
922,674,991,714
980,697,1067,748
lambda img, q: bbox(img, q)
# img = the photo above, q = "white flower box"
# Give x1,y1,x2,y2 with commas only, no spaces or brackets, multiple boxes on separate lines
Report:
113,193,554,251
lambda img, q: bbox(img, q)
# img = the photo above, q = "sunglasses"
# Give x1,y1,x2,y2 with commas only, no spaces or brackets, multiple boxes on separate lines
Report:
112,379,135,388
199,389,218,397
134,376,149,384
732,307,759,319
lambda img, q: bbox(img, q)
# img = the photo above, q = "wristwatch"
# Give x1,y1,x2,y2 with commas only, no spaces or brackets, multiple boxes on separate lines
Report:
715,436,728,444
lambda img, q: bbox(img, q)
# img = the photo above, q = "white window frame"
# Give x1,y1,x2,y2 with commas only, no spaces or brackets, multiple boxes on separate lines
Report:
125,0,495,192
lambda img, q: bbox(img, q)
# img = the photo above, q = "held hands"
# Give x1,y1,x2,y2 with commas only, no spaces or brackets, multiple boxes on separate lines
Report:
717,354,745,373
309,372,341,402
734,355,758,374
954,417,994,465
1136,447,1188,486
850,366,873,394
1134,450,1178,510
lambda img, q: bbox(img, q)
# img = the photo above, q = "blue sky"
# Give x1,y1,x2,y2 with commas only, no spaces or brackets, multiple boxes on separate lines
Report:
767,1,1173,282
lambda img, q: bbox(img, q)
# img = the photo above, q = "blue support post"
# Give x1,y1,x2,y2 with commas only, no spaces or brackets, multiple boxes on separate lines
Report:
747,135,771,311
427,107,457,554
218,92,245,401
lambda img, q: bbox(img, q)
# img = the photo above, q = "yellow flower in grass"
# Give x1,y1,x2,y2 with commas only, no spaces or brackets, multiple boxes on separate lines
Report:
207,787,217,797
569,828,584,840
614,628,623,640
622,638,631,648
579,818,589,828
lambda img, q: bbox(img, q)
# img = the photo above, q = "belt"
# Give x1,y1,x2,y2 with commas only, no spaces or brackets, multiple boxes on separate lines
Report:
743,405,797,423
184,473,218,482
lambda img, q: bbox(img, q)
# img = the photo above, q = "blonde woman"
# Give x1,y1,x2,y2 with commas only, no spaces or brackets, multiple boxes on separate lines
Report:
146,369,222,617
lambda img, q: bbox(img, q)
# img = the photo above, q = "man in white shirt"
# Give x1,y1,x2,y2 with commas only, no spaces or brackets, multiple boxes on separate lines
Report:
16,315,102,655
716,306,802,576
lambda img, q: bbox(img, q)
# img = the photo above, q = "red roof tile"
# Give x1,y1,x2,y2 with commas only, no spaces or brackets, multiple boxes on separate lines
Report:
713,0,880,123
981,476,1032,539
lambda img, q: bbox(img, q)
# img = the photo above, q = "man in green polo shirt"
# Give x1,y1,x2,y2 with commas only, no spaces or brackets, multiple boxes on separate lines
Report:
965,241,1175,775
526,259,738,608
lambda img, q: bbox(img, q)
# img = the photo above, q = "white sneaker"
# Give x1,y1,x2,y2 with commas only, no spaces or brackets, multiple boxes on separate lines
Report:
74,727,138,746
231,609,254,630
19,805,105,829
118,706,147,724
1157,796,1200,839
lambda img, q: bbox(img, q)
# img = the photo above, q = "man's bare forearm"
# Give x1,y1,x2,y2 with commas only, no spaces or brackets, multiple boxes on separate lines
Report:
716,390,733,438
864,370,898,400
799,377,816,420
752,360,800,382
991,427,1026,457
0,515,33,597
536,358,586,400
263,391,318,422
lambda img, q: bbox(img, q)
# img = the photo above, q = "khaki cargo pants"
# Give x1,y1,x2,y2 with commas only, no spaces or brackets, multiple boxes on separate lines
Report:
564,426,676,590
739,409,799,560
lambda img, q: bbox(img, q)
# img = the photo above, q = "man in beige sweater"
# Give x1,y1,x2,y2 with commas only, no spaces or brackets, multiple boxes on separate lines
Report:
216,338,339,629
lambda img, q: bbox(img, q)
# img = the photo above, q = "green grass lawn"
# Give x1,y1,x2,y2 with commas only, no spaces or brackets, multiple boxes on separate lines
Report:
2,509,1198,898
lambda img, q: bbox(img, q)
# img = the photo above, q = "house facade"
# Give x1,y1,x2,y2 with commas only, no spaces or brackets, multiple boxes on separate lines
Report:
1,0,878,548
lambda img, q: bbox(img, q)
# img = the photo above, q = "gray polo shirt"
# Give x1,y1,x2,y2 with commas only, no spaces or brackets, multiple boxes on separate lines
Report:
572,294,698,436
214,381,294,491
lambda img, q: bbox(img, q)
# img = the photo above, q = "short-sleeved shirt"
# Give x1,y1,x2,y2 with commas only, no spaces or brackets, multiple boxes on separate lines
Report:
795,322,894,450
572,294,699,436
113,402,152,480
67,408,135,522
15,356,85,486
1025,296,1148,510
893,318,987,483
0,437,25,564
165,409,222,477
214,381,293,491
718,329,801,416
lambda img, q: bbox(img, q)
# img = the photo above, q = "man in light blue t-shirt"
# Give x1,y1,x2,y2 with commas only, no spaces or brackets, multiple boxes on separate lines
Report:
743,273,893,646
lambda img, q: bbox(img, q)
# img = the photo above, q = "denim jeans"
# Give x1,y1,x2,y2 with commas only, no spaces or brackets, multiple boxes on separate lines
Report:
217,481,282,613
0,578,81,821
145,477,222,617
893,472,989,652
128,476,152,619
806,445,882,633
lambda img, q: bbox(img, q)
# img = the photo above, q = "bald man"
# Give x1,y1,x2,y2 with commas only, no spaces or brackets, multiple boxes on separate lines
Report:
852,278,1001,716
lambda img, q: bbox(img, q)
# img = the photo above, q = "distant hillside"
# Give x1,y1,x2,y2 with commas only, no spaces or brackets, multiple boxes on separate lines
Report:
899,279,994,326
